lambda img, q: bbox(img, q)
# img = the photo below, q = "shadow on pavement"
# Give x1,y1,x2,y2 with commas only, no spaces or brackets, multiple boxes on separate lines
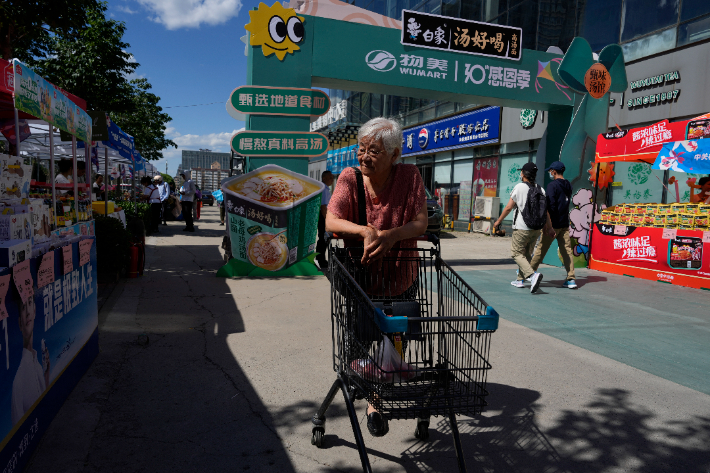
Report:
26,235,299,472
271,382,710,472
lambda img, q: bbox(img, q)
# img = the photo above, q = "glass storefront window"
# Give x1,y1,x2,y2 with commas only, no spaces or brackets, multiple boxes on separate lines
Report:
620,0,678,42
498,153,529,221
610,162,664,205
678,15,710,47
508,0,538,51
622,28,677,62
436,102,455,118
483,0,507,21
578,0,622,51
453,159,473,183
681,0,710,22
537,0,577,53
454,148,473,160
434,161,452,186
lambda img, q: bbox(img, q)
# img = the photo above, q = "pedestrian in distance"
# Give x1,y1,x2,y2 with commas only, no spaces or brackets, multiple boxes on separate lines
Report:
493,162,549,294
155,175,170,225
530,161,577,289
179,172,196,232
141,176,161,234
315,170,334,274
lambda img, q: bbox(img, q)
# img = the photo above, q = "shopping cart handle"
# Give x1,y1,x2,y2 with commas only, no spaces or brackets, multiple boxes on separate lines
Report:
374,308,409,333
478,306,500,331
325,232,439,244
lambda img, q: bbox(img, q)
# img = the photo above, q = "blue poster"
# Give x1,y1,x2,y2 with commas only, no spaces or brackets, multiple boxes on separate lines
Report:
401,106,501,157
0,239,98,472
653,139,710,174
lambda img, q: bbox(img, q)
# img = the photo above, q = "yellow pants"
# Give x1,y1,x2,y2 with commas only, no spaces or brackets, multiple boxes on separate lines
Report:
530,227,576,281
511,229,541,281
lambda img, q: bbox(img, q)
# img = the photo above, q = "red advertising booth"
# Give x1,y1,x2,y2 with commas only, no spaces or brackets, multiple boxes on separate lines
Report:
589,113,710,290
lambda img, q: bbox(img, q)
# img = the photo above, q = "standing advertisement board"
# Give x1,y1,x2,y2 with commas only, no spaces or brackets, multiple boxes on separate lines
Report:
219,165,324,277
473,157,498,197
0,239,99,472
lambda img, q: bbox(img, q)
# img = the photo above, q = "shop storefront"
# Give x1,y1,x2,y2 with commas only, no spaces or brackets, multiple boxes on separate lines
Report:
400,106,502,227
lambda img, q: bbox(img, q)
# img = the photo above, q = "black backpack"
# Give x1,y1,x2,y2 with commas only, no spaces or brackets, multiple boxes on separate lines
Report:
515,183,547,230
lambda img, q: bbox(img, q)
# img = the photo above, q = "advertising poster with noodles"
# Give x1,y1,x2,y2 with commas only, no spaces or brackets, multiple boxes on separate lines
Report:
222,165,324,273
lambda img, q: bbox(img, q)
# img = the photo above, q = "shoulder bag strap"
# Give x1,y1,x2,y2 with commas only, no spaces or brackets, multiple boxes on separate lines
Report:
352,167,367,249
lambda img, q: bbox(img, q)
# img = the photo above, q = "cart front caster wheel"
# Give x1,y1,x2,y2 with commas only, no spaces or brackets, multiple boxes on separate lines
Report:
311,428,325,448
414,421,429,440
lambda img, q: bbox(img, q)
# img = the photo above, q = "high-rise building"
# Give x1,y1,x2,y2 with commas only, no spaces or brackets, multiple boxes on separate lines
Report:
181,149,231,171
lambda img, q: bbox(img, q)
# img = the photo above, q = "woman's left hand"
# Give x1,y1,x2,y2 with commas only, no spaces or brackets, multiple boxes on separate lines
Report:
362,225,397,265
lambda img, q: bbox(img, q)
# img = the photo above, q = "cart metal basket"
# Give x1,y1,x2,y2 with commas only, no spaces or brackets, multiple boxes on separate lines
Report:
311,235,499,472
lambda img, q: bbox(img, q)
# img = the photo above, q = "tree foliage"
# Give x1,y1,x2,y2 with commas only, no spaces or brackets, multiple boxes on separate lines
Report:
30,2,137,113
0,0,98,60
21,2,176,161
112,79,177,161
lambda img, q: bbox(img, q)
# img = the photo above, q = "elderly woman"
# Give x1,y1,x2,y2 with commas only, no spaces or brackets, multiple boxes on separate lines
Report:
326,117,428,437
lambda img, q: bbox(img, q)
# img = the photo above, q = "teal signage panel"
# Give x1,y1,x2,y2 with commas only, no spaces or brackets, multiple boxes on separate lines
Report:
309,16,575,110
232,131,328,158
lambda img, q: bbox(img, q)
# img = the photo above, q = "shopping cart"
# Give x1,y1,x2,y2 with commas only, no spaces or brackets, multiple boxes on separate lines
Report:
310,234,499,473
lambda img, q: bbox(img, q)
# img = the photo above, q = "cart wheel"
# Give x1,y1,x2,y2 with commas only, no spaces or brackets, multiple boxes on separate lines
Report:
311,428,324,448
414,420,429,440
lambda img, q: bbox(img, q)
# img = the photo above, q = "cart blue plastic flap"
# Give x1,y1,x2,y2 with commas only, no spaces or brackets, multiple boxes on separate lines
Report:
374,308,408,333
478,306,499,331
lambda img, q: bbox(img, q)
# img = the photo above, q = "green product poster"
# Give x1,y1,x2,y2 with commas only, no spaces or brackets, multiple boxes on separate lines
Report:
498,154,529,221
221,164,323,276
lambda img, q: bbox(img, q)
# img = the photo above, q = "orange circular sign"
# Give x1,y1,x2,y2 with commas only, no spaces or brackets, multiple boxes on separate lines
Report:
584,63,611,99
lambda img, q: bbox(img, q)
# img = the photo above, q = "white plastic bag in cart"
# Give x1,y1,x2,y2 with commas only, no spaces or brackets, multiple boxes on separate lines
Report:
351,336,419,383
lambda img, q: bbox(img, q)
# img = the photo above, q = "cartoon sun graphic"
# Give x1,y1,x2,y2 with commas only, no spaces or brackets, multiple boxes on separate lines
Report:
588,161,615,189
244,2,305,61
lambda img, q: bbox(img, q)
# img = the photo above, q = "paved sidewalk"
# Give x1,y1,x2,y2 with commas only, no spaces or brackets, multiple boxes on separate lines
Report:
25,211,710,472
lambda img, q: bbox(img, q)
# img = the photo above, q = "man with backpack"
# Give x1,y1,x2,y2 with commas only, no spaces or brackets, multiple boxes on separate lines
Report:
530,161,577,288
493,162,549,293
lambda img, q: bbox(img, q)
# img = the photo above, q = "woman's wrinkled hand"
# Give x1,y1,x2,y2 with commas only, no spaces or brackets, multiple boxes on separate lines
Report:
362,225,397,266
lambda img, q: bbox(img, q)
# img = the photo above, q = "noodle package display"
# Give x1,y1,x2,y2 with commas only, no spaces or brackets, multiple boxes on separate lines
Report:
222,165,324,272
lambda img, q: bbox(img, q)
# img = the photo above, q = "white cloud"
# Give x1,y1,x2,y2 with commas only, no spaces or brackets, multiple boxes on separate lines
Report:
137,0,243,29
117,5,138,13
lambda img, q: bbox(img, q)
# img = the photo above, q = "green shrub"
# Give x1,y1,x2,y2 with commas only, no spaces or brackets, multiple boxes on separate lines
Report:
121,201,152,234
95,215,132,276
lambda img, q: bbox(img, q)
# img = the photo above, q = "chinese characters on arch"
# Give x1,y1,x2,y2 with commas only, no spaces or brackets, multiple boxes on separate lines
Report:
401,10,522,61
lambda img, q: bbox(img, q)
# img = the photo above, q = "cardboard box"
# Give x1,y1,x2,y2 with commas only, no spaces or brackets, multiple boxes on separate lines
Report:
0,239,31,267
0,213,32,241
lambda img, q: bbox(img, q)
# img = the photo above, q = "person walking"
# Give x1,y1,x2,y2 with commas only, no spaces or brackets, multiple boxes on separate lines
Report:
493,162,548,294
155,175,170,225
530,161,577,289
315,171,334,273
179,172,196,232
141,177,161,234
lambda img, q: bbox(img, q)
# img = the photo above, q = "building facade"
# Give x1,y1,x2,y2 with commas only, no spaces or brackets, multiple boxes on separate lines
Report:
181,149,231,172
308,0,710,229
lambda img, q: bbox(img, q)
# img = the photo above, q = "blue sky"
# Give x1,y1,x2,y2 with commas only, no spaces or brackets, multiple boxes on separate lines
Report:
107,0,260,175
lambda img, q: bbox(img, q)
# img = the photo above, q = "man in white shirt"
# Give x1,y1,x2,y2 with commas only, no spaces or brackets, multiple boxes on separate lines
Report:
155,175,170,226
179,172,196,232
11,293,49,424
315,171,334,272
141,177,161,233
493,162,550,293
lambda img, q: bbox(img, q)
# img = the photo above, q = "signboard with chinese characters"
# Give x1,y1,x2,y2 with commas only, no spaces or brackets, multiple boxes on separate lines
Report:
229,86,330,117
311,100,348,131
12,60,92,143
590,224,710,290
595,118,688,163
473,157,498,197
401,106,500,157
0,239,99,472
231,131,328,158
401,10,521,61
311,18,571,110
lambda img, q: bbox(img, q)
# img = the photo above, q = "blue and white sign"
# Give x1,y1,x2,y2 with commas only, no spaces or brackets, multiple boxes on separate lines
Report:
327,144,358,174
402,106,500,157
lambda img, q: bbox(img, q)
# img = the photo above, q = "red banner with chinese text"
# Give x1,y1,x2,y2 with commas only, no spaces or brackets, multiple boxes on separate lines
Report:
590,223,710,290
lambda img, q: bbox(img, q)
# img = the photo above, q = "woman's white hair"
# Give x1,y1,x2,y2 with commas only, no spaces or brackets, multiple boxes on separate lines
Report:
358,117,403,159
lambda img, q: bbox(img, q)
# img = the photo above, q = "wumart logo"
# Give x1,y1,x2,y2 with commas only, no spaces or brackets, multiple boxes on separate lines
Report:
365,50,397,72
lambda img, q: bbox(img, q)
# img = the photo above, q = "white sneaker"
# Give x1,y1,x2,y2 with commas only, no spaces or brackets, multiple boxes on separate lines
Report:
530,272,543,293
515,271,532,283
510,280,525,288
562,280,578,289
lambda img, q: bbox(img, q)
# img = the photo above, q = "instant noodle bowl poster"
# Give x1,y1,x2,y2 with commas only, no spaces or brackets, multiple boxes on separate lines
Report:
221,164,324,275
